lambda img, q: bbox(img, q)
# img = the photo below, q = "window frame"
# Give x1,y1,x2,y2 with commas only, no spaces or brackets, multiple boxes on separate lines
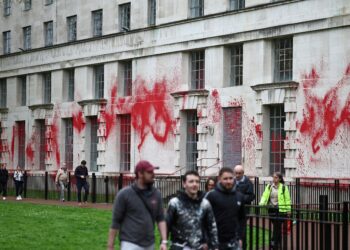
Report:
230,0,245,10
119,3,131,31
274,37,293,82
94,65,104,99
123,61,132,96
119,114,131,172
148,0,156,26
189,0,204,18
3,31,11,54
92,9,103,37
230,44,243,86
24,0,31,11
186,110,199,171
19,76,27,106
23,26,31,50
0,79,7,108
44,21,53,47
43,72,51,104
67,15,77,42
3,0,11,16
190,50,205,90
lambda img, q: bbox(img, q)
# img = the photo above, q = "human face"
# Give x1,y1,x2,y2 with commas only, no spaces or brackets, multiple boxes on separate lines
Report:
140,170,155,185
219,172,234,190
273,174,279,185
183,174,200,196
234,169,244,181
207,180,215,191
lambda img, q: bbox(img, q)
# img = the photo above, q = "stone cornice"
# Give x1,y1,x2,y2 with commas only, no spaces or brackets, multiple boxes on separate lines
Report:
251,81,299,92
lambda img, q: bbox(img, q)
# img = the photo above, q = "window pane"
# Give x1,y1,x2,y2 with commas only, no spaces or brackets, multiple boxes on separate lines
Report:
120,115,131,172
43,73,51,103
148,0,156,26
120,3,131,31
191,50,205,89
274,37,293,82
3,31,11,54
44,21,53,46
92,10,103,37
0,79,7,108
64,119,73,170
94,65,104,99
23,26,31,50
186,110,198,170
90,117,98,171
67,16,77,42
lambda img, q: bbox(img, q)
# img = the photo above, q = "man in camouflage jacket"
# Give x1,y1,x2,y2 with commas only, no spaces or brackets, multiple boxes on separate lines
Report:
167,170,219,250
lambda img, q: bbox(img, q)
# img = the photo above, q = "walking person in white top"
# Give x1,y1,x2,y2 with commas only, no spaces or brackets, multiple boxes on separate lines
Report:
13,166,24,200
55,163,69,202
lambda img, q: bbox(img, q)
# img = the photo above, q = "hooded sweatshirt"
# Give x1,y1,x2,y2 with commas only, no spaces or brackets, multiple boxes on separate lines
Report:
166,190,219,249
205,184,246,243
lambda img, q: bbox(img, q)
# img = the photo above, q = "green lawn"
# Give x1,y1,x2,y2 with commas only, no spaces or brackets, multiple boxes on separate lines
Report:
0,201,268,249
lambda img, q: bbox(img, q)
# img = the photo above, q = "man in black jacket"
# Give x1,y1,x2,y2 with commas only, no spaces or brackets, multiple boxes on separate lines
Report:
0,164,9,200
206,167,245,250
74,160,89,205
234,165,255,249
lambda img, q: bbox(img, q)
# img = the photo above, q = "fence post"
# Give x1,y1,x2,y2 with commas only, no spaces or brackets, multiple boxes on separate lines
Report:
334,179,340,203
295,178,300,205
319,195,330,250
118,173,123,191
343,202,349,250
44,171,48,200
91,173,96,203
254,176,259,205
105,176,109,203
23,171,27,198
67,172,71,201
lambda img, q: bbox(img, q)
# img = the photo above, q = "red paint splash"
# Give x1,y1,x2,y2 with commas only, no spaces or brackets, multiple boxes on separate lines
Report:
99,84,118,140
210,89,222,123
130,78,174,150
299,64,350,154
11,125,16,162
26,133,36,164
255,124,263,141
50,116,60,166
72,109,85,134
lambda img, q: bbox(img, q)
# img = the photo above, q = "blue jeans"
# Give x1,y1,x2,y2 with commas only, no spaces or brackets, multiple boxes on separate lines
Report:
77,181,89,202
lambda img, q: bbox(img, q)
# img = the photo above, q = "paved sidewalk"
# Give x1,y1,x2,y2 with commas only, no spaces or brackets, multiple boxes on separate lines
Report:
1,196,113,210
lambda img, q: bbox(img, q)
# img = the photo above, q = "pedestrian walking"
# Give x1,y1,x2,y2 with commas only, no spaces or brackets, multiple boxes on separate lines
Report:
233,165,255,249
55,163,69,202
0,164,9,200
206,167,245,250
259,172,291,250
107,160,167,250
74,160,89,205
167,170,219,250
13,166,24,200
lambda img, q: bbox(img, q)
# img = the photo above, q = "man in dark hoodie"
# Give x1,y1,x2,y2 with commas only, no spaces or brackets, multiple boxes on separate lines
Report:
206,167,245,250
74,160,89,205
0,164,9,200
167,170,219,250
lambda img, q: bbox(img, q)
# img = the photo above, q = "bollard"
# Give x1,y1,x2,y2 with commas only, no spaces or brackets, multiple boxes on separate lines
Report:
67,172,71,201
105,176,109,203
343,202,349,250
23,171,27,198
91,173,96,203
44,171,48,200
319,195,330,250
118,173,123,191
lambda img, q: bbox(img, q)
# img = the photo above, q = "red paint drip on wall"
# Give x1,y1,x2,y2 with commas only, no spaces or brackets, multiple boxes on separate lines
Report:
72,109,85,134
25,133,35,164
299,64,350,153
10,125,16,162
210,89,222,123
100,84,118,140
255,124,263,141
131,78,174,150
50,115,61,166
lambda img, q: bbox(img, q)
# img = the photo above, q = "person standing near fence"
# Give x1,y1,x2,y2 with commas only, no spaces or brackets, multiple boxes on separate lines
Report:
74,160,89,205
0,164,9,200
259,172,291,250
13,166,24,200
167,170,219,250
206,167,245,250
107,160,167,250
55,163,69,202
233,165,255,250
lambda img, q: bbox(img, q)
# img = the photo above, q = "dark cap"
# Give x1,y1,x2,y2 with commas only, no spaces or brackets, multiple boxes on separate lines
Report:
134,160,159,174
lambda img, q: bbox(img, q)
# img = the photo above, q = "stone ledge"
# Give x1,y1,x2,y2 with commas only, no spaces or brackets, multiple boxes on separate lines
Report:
251,81,299,92
28,103,54,110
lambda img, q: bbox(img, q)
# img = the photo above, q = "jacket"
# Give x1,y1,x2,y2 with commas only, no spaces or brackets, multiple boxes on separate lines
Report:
55,168,68,183
13,171,24,182
0,168,9,182
206,184,246,243
259,183,291,213
166,191,219,249
235,175,255,204
74,165,88,182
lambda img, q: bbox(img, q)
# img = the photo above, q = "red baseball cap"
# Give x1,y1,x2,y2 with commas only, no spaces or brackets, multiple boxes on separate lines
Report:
134,160,159,173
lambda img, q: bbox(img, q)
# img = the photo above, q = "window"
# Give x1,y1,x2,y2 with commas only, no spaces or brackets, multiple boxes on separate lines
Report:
186,111,198,170
23,26,31,50
94,65,104,99
3,31,11,54
64,119,73,170
24,0,31,10
3,0,11,16
44,21,53,46
189,0,203,18
119,115,131,172
17,121,25,168
19,76,26,106
43,72,51,104
119,3,130,31
191,50,205,89
0,79,6,108
123,61,132,96
45,0,53,5
148,0,156,26
67,15,77,42
66,69,74,101
90,117,98,172
38,120,46,170
92,10,103,37
230,44,243,86
274,37,293,82
230,0,245,10
269,105,286,174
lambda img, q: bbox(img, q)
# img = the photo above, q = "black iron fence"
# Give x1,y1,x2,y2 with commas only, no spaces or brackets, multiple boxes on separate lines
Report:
5,172,350,207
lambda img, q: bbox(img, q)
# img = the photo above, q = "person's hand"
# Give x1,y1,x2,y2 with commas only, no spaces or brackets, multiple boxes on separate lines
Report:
239,240,243,248
159,243,167,250
202,243,208,250
81,175,85,179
